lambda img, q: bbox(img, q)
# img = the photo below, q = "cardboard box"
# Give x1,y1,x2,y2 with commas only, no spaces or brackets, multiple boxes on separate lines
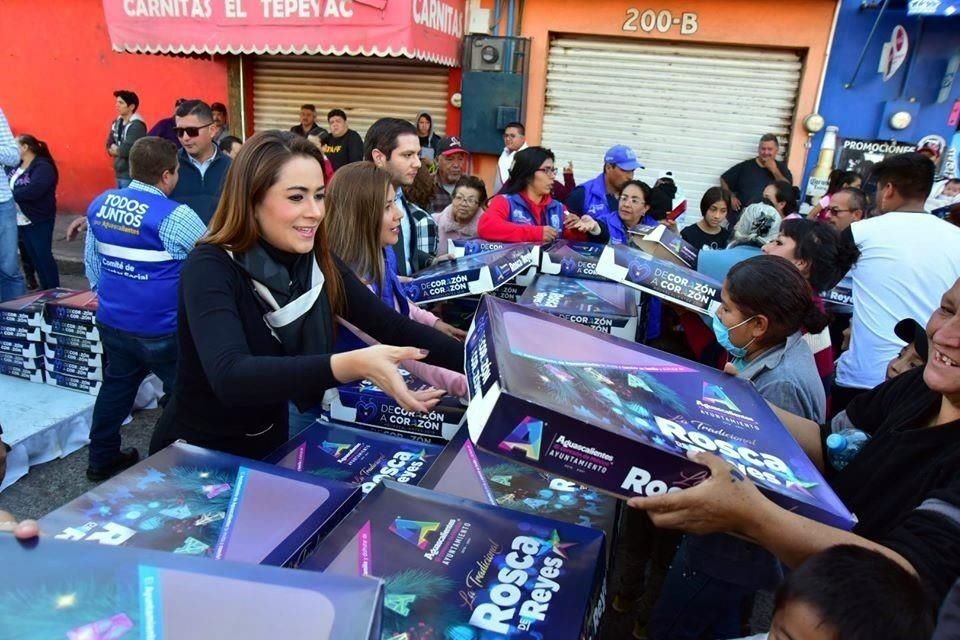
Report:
45,332,104,353
0,351,42,370
0,288,77,327
464,296,856,530
0,337,41,359
42,317,100,342
266,418,444,493
421,427,621,566
42,289,98,325
489,281,528,303
303,480,607,640
0,536,384,640
628,223,698,268
518,274,638,340
539,240,608,281
331,369,466,441
45,371,102,395
0,322,42,342
597,243,722,316
44,343,104,368
0,361,45,383
42,441,362,567
403,243,540,304
45,357,104,381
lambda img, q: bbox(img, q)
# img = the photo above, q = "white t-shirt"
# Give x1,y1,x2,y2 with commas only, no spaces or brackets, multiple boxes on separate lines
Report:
836,211,960,389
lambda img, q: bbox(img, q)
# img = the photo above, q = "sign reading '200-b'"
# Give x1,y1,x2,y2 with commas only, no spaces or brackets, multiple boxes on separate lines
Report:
622,9,698,35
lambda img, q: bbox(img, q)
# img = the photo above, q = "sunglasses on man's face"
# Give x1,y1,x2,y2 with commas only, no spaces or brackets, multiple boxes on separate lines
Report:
175,122,214,138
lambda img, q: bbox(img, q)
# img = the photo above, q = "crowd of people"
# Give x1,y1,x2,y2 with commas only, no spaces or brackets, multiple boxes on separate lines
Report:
1,90,959,639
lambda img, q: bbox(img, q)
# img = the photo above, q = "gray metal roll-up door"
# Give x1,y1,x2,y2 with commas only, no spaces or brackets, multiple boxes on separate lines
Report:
253,55,450,139
541,36,803,206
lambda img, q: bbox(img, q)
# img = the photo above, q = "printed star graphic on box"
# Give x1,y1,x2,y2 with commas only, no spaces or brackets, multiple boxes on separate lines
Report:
548,530,576,559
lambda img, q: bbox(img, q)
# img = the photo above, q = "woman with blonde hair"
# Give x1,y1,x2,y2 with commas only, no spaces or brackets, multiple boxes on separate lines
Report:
326,162,467,397
151,131,462,459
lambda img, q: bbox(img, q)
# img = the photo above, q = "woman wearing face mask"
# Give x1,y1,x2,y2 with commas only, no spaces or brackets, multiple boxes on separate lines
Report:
326,162,467,397
648,255,829,640
608,179,654,244
632,277,960,627
477,146,609,244
150,132,463,460
432,175,486,249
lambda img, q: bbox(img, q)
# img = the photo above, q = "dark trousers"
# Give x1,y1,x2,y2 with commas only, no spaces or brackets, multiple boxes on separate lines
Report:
19,220,59,289
89,323,177,468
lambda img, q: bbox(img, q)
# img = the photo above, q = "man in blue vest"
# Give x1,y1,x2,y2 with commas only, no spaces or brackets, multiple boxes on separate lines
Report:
566,144,643,241
84,137,206,481
170,99,231,225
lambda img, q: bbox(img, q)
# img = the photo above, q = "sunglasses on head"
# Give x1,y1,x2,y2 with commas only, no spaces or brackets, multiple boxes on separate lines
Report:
175,122,214,138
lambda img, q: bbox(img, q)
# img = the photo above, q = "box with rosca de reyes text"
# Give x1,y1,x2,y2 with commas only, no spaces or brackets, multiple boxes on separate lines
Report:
302,480,607,640
266,418,444,494
464,296,856,530
0,536,384,640
41,442,362,567
518,274,638,340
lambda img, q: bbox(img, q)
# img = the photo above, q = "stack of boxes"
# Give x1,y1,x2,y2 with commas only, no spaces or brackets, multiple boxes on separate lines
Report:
41,290,104,395
0,289,77,384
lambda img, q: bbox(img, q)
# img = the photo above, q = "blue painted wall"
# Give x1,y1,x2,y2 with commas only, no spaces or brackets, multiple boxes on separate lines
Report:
802,0,960,190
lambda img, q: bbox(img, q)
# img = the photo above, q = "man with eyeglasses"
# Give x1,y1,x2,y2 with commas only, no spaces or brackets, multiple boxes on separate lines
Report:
565,144,642,238
824,187,866,233
169,99,231,225
431,136,470,213
495,122,527,193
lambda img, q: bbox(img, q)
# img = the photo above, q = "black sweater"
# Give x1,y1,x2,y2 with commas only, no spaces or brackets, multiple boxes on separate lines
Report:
825,367,960,606
152,244,464,460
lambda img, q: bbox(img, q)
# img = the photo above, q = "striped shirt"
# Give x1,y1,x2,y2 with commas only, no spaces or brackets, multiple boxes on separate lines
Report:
0,108,21,203
84,181,206,289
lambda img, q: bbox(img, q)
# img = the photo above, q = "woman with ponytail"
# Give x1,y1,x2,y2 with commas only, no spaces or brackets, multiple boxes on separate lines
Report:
11,134,59,288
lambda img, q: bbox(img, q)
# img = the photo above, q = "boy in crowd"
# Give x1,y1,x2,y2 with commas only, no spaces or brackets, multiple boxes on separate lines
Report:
886,317,928,380
736,545,934,640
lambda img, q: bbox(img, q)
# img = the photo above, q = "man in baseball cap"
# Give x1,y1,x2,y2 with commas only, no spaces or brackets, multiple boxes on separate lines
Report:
566,144,644,243
431,136,471,213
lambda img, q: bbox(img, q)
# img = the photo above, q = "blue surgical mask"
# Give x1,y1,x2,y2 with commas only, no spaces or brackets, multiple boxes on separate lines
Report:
712,313,757,363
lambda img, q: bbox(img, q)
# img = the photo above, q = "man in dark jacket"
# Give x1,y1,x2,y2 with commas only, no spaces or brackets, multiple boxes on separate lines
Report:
106,90,147,188
170,100,231,225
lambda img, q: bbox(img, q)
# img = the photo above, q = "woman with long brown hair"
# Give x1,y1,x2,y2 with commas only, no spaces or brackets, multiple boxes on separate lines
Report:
326,162,467,397
151,131,463,459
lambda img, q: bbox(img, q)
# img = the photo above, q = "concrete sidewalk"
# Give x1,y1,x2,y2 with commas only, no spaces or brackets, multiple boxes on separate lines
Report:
52,213,87,276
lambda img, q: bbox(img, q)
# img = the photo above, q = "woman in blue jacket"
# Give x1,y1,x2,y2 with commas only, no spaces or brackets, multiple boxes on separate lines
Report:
11,135,59,288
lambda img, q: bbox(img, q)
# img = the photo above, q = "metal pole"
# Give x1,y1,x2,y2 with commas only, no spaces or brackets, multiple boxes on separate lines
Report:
844,0,890,89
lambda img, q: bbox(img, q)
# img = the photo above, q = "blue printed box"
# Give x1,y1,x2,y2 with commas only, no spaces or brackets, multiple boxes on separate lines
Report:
331,369,466,441
518,274,638,340
266,418,444,494
421,426,621,566
403,243,539,304
45,371,102,395
45,332,104,353
303,480,607,640
0,288,77,327
0,337,42,359
41,441,362,567
539,240,608,281
448,238,510,257
45,343,104,368
0,322,42,342
0,536,384,640
45,357,103,381
465,296,855,530
597,243,722,315
0,351,42,370
42,289,98,325
0,360,45,383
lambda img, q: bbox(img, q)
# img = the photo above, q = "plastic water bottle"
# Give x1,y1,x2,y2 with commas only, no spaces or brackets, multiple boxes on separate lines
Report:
826,429,870,471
